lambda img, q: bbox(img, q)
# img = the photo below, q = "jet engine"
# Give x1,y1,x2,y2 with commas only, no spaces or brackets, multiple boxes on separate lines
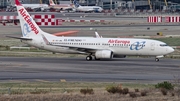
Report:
95,50,113,59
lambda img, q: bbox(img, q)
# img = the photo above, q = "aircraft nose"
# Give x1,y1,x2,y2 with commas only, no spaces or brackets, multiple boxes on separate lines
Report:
169,47,174,53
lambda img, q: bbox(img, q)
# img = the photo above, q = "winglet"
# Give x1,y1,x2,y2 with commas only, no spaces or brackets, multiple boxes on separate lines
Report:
95,32,102,38
15,0,22,6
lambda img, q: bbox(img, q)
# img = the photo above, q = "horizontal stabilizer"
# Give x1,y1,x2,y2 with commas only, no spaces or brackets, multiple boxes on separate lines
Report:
6,36,32,40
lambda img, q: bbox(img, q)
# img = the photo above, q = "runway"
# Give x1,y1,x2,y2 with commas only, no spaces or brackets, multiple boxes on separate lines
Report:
0,57,179,83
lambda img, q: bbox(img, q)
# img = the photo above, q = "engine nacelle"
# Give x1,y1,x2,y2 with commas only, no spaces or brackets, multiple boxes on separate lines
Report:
95,50,113,59
113,55,126,58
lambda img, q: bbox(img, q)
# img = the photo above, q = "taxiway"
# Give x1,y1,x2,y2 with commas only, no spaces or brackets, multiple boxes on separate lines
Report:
0,57,179,83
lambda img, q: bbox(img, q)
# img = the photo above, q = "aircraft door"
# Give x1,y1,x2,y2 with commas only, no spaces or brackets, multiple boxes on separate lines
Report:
151,42,155,51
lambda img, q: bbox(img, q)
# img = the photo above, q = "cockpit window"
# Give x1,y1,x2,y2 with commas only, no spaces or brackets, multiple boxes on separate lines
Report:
160,44,168,47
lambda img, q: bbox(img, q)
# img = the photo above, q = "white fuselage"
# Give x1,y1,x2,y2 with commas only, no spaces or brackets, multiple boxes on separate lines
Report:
22,4,49,10
72,0,103,12
75,6,103,12
49,4,73,10
23,36,174,56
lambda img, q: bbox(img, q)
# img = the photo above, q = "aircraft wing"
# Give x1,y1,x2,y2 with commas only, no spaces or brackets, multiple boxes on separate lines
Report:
6,36,32,40
52,44,98,53
42,34,98,53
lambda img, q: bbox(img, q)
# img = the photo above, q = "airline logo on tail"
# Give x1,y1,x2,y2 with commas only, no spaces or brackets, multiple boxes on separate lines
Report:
73,0,79,8
23,23,31,36
19,8,39,34
49,0,55,6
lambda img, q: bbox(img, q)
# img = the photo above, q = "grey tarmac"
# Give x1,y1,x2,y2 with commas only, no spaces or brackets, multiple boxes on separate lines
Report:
0,57,179,83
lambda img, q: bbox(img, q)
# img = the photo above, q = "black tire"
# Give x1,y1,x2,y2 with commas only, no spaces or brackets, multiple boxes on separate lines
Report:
155,58,159,62
86,56,92,61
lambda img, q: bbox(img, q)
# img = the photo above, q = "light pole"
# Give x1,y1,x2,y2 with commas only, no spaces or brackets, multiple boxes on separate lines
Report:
164,0,168,7
39,0,42,4
96,0,98,6
110,0,112,10
132,0,135,10
55,0,57,4
148,0,152,9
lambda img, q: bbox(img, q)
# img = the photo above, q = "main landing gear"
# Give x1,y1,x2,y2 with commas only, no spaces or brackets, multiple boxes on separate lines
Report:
86,55,100,61
86,56,92,61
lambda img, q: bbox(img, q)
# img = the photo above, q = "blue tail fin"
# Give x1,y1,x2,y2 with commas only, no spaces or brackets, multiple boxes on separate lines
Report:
73,0,80,8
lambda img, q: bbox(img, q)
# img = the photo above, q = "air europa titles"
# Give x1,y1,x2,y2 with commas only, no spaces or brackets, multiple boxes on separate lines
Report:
19,8,39,34
108,39,130,44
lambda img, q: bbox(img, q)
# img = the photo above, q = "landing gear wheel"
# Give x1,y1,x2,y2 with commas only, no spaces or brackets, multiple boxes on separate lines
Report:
155,58,159,62
86,56,92,61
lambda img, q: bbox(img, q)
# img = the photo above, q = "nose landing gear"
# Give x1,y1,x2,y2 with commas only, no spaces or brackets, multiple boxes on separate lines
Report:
155,55,164,62
155,58,159,62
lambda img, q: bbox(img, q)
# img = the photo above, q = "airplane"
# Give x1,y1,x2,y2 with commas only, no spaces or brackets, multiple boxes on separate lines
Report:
10,0,49,11
72,0,103,13
49,0,73,11
21,4,49,11
9,0,174,62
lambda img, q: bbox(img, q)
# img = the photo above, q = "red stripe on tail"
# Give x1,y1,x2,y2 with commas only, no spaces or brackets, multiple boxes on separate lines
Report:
15,0,22,6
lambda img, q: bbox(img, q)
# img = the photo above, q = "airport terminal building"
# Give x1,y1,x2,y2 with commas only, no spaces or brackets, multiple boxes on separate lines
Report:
1,0,180,10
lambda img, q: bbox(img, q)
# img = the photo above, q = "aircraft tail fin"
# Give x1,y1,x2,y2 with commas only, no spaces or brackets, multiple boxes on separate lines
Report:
49,0,55,6
15,0,43,37
73,0,80,8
